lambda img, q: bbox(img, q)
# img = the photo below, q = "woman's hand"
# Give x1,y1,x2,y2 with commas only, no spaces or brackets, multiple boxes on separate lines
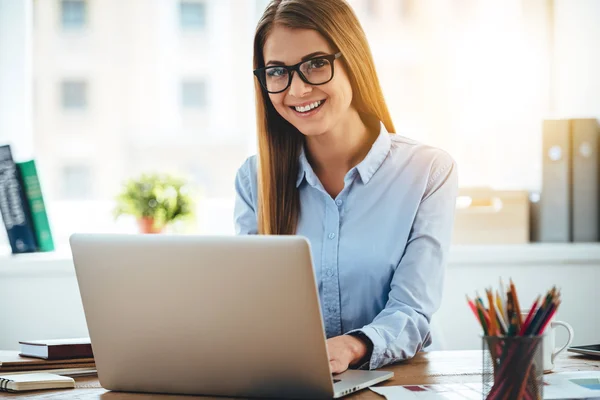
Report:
326,335,368,374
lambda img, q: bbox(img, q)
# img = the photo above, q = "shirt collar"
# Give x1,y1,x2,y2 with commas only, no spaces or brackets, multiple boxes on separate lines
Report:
296,122,391,188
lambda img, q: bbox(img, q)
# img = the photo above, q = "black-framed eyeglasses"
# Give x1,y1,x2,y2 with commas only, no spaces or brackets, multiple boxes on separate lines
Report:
253,52,343,94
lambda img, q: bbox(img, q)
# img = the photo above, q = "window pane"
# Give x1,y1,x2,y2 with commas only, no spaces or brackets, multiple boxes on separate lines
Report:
255,0,270,20
398,0,414,21
60,165,92,199
61,80,87,109
180,1,206,29
61,0,86,29
181,81,207,108
365,0,377,16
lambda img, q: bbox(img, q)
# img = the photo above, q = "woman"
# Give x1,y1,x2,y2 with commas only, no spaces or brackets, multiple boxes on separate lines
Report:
234,0,458,373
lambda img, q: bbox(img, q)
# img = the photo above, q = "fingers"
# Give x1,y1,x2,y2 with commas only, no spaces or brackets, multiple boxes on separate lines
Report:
329,359,344,374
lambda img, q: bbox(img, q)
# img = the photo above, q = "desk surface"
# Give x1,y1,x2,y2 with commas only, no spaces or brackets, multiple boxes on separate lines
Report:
3,351,599,399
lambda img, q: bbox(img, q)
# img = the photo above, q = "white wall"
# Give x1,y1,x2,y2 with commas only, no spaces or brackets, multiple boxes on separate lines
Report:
438,263,600,351
0,0,33,160
0,258,88,349
1,246,598,352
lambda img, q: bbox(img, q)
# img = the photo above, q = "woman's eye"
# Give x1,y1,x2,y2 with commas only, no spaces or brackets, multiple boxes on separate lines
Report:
266,67,287,77
308,59,328,69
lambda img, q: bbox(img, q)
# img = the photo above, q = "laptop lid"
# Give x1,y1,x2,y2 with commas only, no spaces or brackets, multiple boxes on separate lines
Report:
70,234,334,398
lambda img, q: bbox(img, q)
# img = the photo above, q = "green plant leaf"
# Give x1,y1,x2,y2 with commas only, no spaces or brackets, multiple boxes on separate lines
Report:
113,173,195,225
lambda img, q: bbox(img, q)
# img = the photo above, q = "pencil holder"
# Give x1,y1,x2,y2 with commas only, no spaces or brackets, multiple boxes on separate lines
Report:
482,336,544,400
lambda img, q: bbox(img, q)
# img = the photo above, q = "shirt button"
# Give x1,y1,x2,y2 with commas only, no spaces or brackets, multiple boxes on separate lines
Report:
335,199,343,206
328,306,336,313
326,269,334,277
328,233,336,239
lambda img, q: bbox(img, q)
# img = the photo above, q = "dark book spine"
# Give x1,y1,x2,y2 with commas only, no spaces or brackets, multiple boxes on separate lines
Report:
0,145,38,253
48,344,94,360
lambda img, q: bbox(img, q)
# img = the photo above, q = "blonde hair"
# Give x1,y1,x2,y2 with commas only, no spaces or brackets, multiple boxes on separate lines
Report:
253,0,394,234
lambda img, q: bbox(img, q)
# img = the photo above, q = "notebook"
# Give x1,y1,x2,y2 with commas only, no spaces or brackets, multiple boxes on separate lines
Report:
0,373,74,392
19,338,93,360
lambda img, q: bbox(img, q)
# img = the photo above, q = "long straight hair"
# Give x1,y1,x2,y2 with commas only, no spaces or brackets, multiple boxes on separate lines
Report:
253,0,395,235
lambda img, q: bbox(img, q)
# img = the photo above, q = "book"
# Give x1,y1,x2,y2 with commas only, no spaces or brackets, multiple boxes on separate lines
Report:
16,160,55,251
0,350,95,373
0,350,94,368
5,367,97,377
0,145,38,253
0,373,74,392
571,119,600,242
19,338,93,360
0,362,96,372
540,120,571,242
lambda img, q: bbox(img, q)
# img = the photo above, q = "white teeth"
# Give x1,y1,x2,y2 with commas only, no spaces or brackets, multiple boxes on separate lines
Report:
294,100,322,113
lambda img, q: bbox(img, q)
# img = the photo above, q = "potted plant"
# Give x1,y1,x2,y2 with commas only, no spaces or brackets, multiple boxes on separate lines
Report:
114,173,194,234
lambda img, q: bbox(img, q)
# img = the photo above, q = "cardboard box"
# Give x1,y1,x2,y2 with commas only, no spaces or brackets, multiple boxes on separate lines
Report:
453,188,530,244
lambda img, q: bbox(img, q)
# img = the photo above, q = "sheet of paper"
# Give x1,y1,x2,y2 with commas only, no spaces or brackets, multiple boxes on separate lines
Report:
371,383,483,399
544,371,600,400
370,372,600,400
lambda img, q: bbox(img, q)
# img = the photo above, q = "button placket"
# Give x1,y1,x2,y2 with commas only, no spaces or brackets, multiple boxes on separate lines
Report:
321,197,342,337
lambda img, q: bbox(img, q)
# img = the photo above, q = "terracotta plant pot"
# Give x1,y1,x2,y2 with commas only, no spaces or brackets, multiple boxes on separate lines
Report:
137,217,164,234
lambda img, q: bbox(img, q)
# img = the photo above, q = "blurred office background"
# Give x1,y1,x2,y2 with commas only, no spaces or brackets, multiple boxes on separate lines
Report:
4,0,598,247
0,0,598,351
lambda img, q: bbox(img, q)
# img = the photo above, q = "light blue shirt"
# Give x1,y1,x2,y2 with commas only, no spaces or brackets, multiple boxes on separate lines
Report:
233,124,458,369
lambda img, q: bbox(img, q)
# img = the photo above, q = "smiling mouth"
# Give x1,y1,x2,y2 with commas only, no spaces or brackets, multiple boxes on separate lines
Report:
289,99,326,113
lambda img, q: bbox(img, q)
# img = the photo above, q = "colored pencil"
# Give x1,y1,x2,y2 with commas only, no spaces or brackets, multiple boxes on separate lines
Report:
499,278,506,305
476,301,489,336
493,300,508,335
510,279,523,329
466,295,485,329
505,292,515,335
518,296,540,336
538,300,561,335
495,290,507,323
525,288,555,336
486,289,498,336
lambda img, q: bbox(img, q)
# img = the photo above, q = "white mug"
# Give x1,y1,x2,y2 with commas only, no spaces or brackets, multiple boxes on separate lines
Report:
521,311,574,372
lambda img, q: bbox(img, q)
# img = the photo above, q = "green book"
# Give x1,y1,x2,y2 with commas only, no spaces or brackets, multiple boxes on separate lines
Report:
16,160,55,252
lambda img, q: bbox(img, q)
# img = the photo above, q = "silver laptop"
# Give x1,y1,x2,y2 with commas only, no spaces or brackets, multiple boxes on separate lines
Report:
70,234,393,399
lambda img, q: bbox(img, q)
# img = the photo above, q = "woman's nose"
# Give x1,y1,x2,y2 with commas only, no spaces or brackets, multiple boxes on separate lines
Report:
288,72,312,98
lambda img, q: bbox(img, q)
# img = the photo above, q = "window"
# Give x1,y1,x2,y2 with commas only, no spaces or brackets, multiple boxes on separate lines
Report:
181,80,207,108
18,0,594,250
180,1,206,30
398,0,414,21
256,0,271,20
365,0,377,17
61,0,86,30
61,80,87,109
60,165,92,199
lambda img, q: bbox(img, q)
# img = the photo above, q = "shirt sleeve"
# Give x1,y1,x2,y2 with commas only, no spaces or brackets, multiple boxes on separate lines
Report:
234,157,258,235
347,154,458,370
